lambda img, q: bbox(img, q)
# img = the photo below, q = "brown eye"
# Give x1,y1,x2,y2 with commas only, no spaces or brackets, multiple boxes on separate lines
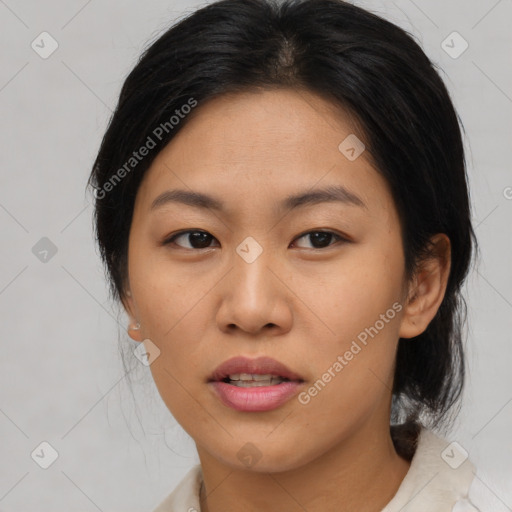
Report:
292,230,347,249
164,230,219,249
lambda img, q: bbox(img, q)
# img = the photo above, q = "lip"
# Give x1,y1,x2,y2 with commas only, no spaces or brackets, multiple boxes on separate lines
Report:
208,356,305,412
209,356,304,382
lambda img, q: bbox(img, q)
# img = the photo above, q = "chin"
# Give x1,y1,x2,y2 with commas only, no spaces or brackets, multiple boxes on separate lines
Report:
209,439,316,474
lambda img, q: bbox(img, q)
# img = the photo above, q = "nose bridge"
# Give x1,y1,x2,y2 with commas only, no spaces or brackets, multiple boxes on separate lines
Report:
232,235,276,306
216,235,292,334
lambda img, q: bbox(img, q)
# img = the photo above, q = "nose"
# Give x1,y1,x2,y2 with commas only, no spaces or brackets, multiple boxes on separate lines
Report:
215,243,293,337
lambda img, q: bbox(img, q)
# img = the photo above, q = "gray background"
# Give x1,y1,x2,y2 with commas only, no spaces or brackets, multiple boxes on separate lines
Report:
0,0,511,510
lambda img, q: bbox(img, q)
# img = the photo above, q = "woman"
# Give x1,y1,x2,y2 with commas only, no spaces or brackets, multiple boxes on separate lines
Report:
88,0,485,510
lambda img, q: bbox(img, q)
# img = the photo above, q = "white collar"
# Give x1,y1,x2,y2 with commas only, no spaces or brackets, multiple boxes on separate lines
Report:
381,428,476,511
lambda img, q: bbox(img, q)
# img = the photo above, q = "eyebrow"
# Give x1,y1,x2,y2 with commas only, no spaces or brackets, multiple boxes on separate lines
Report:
150,184,367,214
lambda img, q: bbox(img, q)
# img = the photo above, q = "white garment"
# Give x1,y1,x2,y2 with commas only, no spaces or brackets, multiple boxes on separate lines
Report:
152,428,487,512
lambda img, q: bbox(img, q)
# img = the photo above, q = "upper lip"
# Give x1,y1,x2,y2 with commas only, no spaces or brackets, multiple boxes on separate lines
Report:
208,356,304,382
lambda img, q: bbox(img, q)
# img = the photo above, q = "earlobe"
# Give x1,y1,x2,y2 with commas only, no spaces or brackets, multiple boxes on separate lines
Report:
127,321,143,342
122,288,144,342
398,234,451,339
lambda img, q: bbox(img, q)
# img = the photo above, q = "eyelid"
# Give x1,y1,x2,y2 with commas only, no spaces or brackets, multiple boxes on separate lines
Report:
293,228,349,242
291,229,350,249
161,229,219,248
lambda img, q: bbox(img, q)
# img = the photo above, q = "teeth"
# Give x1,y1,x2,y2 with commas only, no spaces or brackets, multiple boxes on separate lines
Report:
230,377,283,387
249,374,272,381
226,373,285,387
228,373,284,381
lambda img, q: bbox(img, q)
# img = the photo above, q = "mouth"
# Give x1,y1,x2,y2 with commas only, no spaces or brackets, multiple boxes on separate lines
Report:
219,374,295,387
208,356,305,412
208,355,304,384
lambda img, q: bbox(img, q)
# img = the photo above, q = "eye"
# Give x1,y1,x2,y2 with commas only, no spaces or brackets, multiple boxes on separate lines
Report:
291,230,347,249
162,229,348,251
163,230,219,250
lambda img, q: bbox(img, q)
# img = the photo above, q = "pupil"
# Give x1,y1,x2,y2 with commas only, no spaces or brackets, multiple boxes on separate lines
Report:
190,232,212,248
310,232,332,248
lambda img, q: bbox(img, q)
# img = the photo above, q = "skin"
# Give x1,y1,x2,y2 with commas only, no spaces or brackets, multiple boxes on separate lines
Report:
123,88,451,512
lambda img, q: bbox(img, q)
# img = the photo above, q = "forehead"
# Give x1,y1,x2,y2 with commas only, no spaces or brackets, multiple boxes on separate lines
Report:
135,88,393,217
163,88,366,166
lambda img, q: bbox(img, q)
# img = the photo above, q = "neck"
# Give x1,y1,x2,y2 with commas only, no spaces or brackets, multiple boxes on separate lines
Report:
197,422,411,512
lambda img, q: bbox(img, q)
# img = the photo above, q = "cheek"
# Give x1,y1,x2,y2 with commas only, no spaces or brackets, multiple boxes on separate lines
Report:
295,238,404,418
128,251,213,404
129,243,207,335
308,236,404,347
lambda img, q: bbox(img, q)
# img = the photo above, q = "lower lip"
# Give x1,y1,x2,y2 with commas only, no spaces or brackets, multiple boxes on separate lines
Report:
209,381,304,412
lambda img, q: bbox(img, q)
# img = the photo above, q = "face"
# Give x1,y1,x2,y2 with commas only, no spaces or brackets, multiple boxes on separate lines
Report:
124,88,415,472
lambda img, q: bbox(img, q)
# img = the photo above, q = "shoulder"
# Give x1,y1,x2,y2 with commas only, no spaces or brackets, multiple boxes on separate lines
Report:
151,464,203,512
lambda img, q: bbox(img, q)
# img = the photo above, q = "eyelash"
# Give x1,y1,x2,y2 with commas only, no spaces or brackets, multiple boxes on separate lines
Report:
161,229,349,251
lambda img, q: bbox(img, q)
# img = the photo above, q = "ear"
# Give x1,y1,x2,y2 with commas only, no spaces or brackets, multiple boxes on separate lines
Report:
121,288,144,342
399,233,451,339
